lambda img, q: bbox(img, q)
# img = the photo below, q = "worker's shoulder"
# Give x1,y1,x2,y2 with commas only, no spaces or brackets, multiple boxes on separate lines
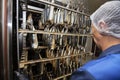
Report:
82,53,120,71
72,54,120,80
76,54,120,80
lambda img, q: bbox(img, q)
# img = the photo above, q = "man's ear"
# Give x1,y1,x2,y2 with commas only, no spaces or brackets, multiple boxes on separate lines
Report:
98,20,108,30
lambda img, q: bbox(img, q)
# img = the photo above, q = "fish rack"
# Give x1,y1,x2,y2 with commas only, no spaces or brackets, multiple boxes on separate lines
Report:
16,0,94,80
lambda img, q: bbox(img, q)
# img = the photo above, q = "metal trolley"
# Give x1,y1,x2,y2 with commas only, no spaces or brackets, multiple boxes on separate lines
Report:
0,0,96,80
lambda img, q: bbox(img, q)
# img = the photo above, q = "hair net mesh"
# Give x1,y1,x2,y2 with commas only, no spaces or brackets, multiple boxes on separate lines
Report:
90,1,120,38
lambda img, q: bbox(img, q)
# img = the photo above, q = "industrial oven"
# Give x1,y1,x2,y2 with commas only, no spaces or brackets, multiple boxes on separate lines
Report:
0,0,98,80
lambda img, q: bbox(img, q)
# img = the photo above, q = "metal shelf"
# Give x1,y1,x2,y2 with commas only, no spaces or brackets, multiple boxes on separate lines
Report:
19,29,92,37
27,5,44,13
30,0,89,16
19,52,88,66
53,73,72,80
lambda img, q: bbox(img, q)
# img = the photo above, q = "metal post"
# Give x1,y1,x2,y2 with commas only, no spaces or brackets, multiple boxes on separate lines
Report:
16,0,20,71
7,0,13,79
0,0,13,80
0,0,4,79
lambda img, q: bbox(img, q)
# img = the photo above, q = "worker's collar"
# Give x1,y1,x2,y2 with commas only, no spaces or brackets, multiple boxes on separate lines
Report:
99,44,120,58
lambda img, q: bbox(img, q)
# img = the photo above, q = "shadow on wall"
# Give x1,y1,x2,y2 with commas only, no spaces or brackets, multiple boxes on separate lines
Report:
84,0,110,14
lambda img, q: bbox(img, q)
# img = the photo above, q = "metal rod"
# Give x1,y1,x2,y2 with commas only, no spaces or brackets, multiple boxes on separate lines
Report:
27,5,44,13
53,73,72,80
7,0,13,79
28,5,44,12
16,0,20,71
23,46,48,50
19,53,88,65
19,29,92,37
27,9,43,14
30,0,89,16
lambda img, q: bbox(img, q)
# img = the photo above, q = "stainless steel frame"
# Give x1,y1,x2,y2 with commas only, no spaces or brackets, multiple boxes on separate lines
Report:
0,0,13,80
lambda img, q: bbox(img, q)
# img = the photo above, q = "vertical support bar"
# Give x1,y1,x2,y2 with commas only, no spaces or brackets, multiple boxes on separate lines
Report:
2,0,9,79
16,0,20,71
0,0,13,80
22,3,27,49
0,0,4,79
7,0,13,79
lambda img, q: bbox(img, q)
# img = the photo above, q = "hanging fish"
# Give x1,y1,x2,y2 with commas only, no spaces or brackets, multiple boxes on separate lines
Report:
59,9,64,24
38,19,44,30
54,10,57,23
57,9,61,24
64,2,70,23
26,13,38,49
48,0,55,22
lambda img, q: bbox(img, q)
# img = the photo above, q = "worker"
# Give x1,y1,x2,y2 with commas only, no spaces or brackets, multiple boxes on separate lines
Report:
70,1,120,80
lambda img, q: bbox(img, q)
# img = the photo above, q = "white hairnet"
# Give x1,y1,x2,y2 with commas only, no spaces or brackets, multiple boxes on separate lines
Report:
90,1,120,38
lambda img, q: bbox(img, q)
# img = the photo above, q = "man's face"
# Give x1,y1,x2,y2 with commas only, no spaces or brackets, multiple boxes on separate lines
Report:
91,24,102,49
